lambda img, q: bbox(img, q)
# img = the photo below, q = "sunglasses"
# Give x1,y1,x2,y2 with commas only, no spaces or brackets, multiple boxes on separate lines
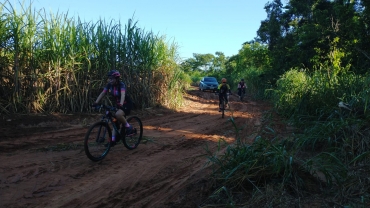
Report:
222,82,226,83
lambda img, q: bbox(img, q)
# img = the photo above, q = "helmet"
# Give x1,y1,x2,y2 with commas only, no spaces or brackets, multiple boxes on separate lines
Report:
221,78,227,83
241,79,244,81
107,69,120,78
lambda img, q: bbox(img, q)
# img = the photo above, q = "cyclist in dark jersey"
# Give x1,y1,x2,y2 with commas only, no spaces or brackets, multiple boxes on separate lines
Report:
93,69,133,147
217,78,232,112
237,78,246,99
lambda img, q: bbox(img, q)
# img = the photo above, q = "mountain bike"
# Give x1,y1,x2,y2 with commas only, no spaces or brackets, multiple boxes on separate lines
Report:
238,88,246,101
216,93,230,118
84,104,143,162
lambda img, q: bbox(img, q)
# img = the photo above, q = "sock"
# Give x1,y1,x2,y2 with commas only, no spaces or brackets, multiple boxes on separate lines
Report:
112,136,116,142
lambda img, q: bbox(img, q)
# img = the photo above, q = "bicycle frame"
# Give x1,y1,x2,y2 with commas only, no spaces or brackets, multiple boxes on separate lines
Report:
85,104,143,161
97,105,124,140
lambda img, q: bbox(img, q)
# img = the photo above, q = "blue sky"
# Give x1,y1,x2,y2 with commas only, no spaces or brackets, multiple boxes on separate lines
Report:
16,0,272,60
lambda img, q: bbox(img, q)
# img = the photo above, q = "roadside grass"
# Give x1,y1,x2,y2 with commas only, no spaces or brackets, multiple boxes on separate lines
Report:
201,110,370,207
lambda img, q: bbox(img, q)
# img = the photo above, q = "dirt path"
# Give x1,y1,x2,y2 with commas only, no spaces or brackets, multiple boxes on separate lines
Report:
0,88,271,208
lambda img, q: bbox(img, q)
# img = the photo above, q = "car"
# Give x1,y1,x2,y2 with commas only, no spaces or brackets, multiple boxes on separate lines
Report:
199,77,219,92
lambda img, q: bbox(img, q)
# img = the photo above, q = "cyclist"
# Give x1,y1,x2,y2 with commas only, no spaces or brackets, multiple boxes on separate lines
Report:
93,69,134,147
237,78,246,99
217,78,232,112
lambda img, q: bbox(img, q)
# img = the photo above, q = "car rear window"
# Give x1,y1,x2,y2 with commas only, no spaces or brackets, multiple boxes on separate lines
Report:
204,77,217,82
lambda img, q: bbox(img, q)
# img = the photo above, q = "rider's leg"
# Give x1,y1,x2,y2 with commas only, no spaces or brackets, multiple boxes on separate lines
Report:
115,108,134,135
225,94,230,108
110,110,127,143
218,95,223,111
111,128,118,144
115,109,128,126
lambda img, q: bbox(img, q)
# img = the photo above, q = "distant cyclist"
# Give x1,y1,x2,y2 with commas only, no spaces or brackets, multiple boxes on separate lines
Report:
217,78,231,112
237,78,246,99
92,69,134,147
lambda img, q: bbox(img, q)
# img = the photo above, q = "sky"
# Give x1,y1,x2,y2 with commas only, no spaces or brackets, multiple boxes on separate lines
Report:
13,0,274,61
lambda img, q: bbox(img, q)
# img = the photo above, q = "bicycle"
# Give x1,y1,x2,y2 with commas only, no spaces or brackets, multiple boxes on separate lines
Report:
238,88,246,101
216,92,230,118
84,104,143,162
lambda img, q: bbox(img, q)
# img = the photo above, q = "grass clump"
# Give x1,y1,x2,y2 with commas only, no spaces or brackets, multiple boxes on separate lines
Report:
202,112,370,207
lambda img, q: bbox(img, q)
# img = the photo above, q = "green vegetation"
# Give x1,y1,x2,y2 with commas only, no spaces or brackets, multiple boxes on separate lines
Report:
0,0,188,114
198,0,370,207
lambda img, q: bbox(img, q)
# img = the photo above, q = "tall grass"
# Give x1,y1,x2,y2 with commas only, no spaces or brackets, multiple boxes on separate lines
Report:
203,47,370,207
204,113,370,207
272,68,367,121
0,1,186,114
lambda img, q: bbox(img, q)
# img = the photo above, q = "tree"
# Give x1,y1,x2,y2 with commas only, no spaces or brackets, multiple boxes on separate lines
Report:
209,51,226,72
193,53,214,71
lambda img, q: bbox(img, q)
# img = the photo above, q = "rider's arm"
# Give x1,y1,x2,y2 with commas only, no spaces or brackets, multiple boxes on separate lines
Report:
95,91,106,103
217,84,222,92
120,91,125,105
95,84,110,103
119,82,127,106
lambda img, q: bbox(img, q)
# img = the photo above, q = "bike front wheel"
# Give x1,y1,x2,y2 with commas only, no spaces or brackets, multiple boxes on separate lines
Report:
84,121,112,161
121,116,143,150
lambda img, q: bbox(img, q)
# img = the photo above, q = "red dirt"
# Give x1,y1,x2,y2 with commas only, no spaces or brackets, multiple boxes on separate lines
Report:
0,87,273,208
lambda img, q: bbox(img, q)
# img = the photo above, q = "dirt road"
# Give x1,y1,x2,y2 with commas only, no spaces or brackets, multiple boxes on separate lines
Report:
0,88,271,208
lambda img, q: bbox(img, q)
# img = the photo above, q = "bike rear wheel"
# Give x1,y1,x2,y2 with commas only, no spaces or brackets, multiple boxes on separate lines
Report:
121,116,143,150
84,121,112,161
221,100,225,118
239,89,245,101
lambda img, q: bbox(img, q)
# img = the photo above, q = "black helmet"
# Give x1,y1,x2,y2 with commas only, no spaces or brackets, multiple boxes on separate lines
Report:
107,70,120,78
241,78,244,81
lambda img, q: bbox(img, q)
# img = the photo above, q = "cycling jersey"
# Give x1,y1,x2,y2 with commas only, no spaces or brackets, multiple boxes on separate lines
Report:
102,81,133,115
218,83,231,107
218,83,231,94
103,81,127,104
238,81,245,89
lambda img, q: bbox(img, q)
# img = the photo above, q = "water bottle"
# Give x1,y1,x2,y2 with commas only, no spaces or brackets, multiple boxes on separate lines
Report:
112,117,120,129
